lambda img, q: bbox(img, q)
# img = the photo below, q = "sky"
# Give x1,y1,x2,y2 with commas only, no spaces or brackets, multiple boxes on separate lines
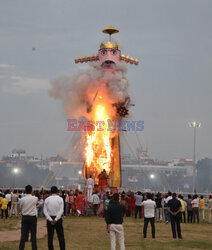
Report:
0,0,211,161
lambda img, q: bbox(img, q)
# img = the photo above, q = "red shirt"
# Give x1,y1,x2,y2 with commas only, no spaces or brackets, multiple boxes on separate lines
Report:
129,196,136,210
76,194,83,210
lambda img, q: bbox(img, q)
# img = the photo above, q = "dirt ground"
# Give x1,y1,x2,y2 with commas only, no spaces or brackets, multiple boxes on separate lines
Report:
0,219,47,242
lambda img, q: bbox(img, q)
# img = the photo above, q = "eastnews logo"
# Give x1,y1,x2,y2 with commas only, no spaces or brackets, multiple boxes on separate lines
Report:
67,119,144,132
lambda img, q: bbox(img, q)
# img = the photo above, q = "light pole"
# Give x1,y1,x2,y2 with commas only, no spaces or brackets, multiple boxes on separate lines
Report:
142,170,146,191
189,121,201,193
149,174,155,192
13,168,19,188
78,170,82,190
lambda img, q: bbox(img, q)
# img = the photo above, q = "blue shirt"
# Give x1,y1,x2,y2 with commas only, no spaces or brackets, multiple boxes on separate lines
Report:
134,194,143,206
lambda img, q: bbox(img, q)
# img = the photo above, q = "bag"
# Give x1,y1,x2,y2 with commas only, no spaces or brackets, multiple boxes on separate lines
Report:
93,195,100,204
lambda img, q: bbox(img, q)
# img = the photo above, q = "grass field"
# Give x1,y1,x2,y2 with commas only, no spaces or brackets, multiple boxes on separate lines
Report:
0,217,20,231
0,216,212,250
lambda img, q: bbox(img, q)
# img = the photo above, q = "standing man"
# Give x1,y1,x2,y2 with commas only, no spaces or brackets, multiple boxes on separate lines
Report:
142,193,156,239
208,195,212,223
1,194,8,219
134,191,142,219
92,190,100,216
11,190,19,217
199,195,205,221
105,193,125,250
86,175,94,202
164,191,172,223
167,193,182,239
181,196,187,223
186,195,193,223
191,195,199,223
177,195,183,222
155,193,163,222
19,185,38,250
5,190,12,216
44,186,65,250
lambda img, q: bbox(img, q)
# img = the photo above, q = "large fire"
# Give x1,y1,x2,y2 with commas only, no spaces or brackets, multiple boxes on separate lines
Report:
49,26,138,189
84,85,116,184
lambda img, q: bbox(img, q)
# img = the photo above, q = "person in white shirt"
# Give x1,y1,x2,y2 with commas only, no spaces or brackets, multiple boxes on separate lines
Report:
19,185,38,250
44,186,65,250
5,190,12,216
141,193,156,238
191,195,200,223
86,175,94,202
37,195,44,217
134,191,143,219
164,191,172,223
92,191,100,216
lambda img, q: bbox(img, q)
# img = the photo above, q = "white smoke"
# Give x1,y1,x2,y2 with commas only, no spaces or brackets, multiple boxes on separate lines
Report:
49,61,130,119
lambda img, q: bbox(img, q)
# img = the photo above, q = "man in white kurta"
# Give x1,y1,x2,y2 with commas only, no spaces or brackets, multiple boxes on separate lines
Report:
86,175,94,202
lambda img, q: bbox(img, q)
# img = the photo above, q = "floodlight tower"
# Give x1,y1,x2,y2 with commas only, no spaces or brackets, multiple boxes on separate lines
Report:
189,121,201,193
13,168,19,188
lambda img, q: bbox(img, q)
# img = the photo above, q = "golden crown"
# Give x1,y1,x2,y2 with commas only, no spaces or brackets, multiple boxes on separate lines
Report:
100,41,119,50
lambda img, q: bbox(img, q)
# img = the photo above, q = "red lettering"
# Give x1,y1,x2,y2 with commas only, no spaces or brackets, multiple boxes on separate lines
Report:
96,121,105,131
67,119,77,131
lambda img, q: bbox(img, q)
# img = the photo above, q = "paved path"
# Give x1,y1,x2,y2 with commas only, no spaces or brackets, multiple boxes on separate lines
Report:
0,219,47,242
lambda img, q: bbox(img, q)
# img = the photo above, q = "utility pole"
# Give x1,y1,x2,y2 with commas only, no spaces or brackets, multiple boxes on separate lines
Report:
189,121,201,193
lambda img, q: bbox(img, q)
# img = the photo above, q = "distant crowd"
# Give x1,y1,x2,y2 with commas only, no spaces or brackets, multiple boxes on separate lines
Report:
0,188,212,223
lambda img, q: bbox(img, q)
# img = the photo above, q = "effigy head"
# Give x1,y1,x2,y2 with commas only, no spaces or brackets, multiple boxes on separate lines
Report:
74,25,139,66
98,41,121,67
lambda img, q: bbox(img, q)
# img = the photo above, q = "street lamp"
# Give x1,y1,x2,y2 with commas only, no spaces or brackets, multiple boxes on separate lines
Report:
189,121,201,193
150,174,155,179
13,168,19,187
13,168,19,174
141,170,146,191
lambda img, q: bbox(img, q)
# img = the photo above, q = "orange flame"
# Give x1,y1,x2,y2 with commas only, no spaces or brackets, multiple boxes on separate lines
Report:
85,88,115,184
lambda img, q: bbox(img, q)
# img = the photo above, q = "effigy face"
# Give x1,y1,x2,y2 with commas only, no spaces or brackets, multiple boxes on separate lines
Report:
98,48,121,67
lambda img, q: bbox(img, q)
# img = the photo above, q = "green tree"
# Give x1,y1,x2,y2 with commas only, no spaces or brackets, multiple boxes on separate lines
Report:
196,158,212,192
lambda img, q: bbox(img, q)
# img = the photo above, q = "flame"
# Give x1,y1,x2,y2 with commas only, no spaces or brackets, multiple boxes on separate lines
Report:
85,89,114,184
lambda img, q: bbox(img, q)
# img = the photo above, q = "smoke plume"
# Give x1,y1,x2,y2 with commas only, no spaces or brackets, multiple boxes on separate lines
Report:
49,61,130,119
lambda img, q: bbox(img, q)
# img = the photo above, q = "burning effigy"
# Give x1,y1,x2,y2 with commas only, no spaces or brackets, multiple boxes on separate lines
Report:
49,26,138,189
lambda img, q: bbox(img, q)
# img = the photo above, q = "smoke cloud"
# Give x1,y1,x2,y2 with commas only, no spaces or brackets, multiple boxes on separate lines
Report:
49,61,130,119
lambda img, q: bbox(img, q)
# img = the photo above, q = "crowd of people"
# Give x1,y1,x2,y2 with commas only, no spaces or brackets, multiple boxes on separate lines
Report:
0,185,212,250
0,188,212,223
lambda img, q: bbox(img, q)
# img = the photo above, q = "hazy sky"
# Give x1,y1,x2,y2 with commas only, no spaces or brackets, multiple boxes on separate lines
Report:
0,0,211,161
